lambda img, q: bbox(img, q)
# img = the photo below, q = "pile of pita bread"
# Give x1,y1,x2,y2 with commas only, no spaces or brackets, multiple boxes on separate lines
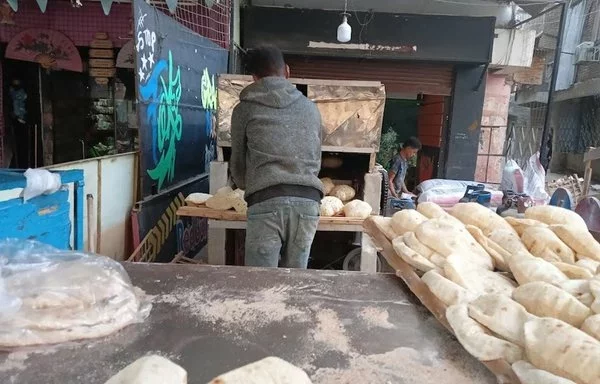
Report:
373,203,600,384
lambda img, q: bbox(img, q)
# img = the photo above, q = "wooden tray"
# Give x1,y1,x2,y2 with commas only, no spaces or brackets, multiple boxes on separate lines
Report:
362,217,522,384
177,205,366,226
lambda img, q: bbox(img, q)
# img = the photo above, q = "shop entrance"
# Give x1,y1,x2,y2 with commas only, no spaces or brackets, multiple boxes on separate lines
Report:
2,59,42,168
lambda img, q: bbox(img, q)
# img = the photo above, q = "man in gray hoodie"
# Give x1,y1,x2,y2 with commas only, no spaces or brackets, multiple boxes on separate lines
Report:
230,46,323,269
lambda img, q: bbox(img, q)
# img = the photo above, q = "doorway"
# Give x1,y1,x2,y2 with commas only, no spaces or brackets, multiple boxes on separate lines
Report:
2,59,42,169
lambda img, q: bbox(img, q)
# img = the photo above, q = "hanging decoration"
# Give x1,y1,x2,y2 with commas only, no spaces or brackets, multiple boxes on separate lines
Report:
89,32,116,85
100,0,113,16
5,28,83,72
6,0,17,12
0,3,15,24
35,0,48,13
116,39,135,69
165,0,178,14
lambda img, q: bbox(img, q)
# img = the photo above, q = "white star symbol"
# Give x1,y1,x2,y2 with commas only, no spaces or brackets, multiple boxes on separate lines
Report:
147,52,154,67
138,68,145,82
137,11,146,28
141,53,148,70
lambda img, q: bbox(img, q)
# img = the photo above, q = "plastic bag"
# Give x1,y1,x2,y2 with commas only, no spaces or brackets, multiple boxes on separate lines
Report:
417,179,498,193
523,152,550,205
23,168,62,202
0,239,151,348
501,160,525,193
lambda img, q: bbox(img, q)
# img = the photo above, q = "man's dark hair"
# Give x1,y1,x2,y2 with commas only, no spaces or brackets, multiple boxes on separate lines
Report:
402,137,422,150
245,45,286,79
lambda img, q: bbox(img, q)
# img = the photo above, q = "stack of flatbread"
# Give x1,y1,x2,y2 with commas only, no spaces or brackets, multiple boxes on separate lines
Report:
372,203,600,384
0,253,151,347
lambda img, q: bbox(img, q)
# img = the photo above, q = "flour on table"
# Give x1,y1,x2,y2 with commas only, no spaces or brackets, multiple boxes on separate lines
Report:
359,307,395,329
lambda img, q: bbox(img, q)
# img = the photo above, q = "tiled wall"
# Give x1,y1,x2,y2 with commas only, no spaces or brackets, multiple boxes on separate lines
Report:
475,73,511,184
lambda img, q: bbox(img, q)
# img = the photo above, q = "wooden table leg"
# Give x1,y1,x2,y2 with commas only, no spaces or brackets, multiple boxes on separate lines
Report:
360,232,378,273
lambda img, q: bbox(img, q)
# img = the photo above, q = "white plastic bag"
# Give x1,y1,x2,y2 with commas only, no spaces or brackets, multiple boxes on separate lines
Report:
0,239,151,347
523,152,550,204
23,168,62,202
501,159,525,193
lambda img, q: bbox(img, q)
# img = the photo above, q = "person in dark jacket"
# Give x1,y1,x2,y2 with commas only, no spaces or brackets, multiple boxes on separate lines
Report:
230,45,323,269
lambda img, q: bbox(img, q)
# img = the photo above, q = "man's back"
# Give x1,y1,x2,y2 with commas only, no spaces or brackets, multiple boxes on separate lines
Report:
230,76,323,202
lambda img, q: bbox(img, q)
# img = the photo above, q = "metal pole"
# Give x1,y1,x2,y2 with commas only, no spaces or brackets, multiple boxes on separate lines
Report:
540,2,567,170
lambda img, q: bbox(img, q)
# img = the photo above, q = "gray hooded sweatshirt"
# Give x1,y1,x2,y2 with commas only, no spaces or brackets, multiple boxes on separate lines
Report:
230,77,323,206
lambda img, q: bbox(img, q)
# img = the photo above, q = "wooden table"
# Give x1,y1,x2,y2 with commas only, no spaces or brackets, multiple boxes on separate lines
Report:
0,264,496,384
177,205,379,272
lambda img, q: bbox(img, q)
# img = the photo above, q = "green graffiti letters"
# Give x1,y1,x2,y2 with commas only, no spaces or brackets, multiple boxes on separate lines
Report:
147,51,182,190
201,67,217,111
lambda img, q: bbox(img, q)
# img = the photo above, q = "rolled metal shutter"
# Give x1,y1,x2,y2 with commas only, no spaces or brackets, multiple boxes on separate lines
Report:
286,56,454,96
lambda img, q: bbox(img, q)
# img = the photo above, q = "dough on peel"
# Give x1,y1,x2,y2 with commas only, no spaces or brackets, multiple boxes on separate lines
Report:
466,225,510,272
392,237,437,272
507,251,568,286
581,314,600,341
330,185,356,202
525,205,588,230
403,232,445,268
185,192,212,205
390,209,427,235
521,226,575,264
343,200,372,219
557,280,594,306
205,195,235,211
416,218,494,270
551,224,600,261
421,270,478,307
512,361,576,384
468,294,535,346
207,357,312,384
444,254,516,297
450,202,517,236
416,202,464,227
550,262,593,279
513,282,591,327
504,217,548,237
320,196,344,217
488,228,529,257
575,258,600,274
524,317,600,384
372,216,398,242
320,177,335,195
105,355,187,384
446,304,523,363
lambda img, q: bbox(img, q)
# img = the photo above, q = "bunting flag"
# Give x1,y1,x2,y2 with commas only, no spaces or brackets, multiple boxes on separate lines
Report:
6,0,17,12
165,0,177,14
35,0,48,13
100,0,113,15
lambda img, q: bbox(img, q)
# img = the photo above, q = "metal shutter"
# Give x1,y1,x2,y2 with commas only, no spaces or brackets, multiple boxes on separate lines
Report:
286,56,454,96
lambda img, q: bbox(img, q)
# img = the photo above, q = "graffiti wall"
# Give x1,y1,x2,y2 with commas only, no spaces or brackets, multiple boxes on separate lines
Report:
134,0,227,197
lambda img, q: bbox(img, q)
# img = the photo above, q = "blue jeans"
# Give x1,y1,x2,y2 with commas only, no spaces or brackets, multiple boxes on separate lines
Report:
245,197,320,269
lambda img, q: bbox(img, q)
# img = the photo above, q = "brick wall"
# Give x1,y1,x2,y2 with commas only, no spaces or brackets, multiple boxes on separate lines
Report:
475,73,511,184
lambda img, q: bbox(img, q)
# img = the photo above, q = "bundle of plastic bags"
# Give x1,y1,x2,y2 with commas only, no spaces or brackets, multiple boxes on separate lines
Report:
0,239,151,348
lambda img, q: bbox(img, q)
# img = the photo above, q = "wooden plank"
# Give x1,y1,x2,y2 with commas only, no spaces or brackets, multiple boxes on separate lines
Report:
219,73,382,87
89,49,115,59
208,219,364,232
360,233,378,273
179,205,367,227
583,147,600,163
90,40,114,49
583,161,593,198
90,68,116,78
362,217,522,384
89,59,115,68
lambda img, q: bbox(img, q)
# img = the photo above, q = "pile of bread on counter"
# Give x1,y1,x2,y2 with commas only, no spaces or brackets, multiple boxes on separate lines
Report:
374,202,600,384
185,177,373,219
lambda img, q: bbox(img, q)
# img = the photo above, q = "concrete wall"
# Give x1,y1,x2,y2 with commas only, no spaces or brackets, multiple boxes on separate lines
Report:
491,29,536,70
49,152,137,260
475,73,511,184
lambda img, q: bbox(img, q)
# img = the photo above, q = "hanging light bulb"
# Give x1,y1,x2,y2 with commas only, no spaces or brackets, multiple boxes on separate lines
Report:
337,14,351,43
337,0,351,43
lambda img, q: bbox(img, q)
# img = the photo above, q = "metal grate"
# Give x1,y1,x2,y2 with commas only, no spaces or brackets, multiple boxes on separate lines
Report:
150,0,231,48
